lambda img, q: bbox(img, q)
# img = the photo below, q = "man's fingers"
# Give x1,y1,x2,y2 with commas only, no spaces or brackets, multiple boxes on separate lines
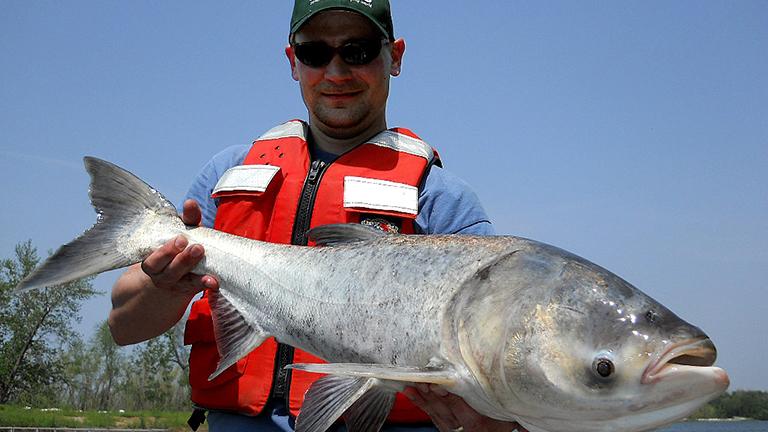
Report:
402,387,426,406
154,243,205,286
175,273,215,296
429,383,449,397
182,199,203,226
445,394,488,431
446,395,525,432
403,387,451,429
412,386,461,432
405,385,526,432
141,236,188,276
139,235,218,294
201,274,219,290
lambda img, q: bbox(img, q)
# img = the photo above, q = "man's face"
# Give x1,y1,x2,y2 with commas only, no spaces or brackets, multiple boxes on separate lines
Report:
286,10,405,140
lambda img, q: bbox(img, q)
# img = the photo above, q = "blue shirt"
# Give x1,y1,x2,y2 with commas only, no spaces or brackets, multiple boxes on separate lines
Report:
183,144,494,235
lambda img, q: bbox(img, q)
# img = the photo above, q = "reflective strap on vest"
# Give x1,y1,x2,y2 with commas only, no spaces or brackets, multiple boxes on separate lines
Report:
212,165,281,196
366,129,435,161
343,176,419,215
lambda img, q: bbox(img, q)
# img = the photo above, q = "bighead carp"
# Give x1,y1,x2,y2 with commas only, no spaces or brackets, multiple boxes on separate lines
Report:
17,157,728,432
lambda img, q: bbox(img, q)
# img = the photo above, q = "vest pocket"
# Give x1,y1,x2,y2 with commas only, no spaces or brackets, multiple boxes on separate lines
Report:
188,342,249,389
185,296,215,343
186,296,248,387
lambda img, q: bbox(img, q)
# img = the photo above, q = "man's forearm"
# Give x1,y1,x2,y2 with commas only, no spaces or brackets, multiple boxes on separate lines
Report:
108,264,196,345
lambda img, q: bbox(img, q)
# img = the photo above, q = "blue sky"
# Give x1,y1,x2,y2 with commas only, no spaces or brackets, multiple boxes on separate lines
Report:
1,2,766,391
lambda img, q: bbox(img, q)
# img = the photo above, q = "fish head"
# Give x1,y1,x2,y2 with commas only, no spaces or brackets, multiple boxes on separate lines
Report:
448,241,729,432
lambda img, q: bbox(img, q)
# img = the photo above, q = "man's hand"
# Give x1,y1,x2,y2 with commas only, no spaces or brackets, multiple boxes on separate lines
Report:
403,384,528,432
139,199,218,295
109,199,218,345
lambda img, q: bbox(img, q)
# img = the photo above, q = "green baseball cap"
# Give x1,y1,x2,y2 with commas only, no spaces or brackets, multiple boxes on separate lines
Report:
290,0,394,41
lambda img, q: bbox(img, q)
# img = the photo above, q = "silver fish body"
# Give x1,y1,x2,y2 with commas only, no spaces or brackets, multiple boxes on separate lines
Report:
17,158,729,432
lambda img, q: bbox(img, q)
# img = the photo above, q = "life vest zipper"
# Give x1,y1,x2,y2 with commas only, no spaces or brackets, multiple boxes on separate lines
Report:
270,158,328,405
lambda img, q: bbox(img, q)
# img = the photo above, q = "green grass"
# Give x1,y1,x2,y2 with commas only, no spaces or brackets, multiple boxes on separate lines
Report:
0,405,205,431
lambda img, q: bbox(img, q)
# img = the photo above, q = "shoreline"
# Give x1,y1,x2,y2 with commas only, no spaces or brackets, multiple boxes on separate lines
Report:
692,417,753,422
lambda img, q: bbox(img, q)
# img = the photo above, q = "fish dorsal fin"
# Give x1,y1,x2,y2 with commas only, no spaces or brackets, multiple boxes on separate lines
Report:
208,289,269,380
287,362,457,385
295,376,382,432
307,223,387,247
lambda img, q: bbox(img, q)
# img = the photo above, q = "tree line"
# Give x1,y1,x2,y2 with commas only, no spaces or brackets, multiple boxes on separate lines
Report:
0,241,190,411
1,241,767,420
691,391,768,421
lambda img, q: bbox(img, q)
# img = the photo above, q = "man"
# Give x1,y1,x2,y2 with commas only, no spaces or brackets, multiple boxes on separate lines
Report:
109,1,525,431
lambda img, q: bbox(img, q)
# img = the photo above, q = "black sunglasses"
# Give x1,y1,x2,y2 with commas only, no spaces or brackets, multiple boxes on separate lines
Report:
293,39,388,68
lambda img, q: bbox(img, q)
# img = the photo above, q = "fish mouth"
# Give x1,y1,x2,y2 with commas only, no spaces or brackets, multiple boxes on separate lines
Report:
642,338,721,385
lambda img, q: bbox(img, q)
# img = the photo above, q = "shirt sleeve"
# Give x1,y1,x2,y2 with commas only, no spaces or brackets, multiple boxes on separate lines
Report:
181,145,251,228
415,165,494,235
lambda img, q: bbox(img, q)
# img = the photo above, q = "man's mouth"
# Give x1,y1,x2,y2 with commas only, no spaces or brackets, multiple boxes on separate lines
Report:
322,90,363,99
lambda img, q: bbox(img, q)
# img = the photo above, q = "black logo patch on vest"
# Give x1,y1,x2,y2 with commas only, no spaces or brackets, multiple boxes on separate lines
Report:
360,215,401,234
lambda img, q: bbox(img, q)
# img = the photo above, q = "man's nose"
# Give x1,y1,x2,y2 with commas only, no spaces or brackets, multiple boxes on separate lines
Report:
324,54,353,81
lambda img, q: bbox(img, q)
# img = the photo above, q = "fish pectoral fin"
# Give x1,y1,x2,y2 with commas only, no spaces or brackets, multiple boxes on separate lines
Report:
343,381,396,432
287,362,458,385
207,289,269,381
294,363,458,432
296,375,394,432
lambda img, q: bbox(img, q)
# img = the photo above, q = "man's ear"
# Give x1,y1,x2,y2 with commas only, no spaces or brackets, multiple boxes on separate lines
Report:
390,38,406,77
285,45,299,81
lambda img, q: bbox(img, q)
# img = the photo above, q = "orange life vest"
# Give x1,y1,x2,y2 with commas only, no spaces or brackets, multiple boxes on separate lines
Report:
184,120,439,421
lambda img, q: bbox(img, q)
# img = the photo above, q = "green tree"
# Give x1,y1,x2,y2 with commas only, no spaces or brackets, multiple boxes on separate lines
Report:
59,335,100,410
122,324,190,411
92,321,126,410
719,391,768,420
689,402,723,419
56,320,131,411
0,240,98,404
54,319,191,411
690,391,768,420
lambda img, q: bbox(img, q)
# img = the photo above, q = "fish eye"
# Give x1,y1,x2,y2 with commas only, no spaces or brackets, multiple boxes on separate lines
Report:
593,358,615,378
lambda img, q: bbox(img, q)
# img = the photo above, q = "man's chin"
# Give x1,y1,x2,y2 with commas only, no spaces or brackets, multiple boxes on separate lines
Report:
319,124,366,139
313,113,369,138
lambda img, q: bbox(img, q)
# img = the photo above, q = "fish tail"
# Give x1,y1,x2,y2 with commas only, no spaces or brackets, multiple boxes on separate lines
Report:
15,156,182,292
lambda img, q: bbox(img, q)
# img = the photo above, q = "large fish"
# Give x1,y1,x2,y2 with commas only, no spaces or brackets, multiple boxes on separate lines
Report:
17,157,728,432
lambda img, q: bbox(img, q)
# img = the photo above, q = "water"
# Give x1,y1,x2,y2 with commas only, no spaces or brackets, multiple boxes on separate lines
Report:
658,421,768,431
